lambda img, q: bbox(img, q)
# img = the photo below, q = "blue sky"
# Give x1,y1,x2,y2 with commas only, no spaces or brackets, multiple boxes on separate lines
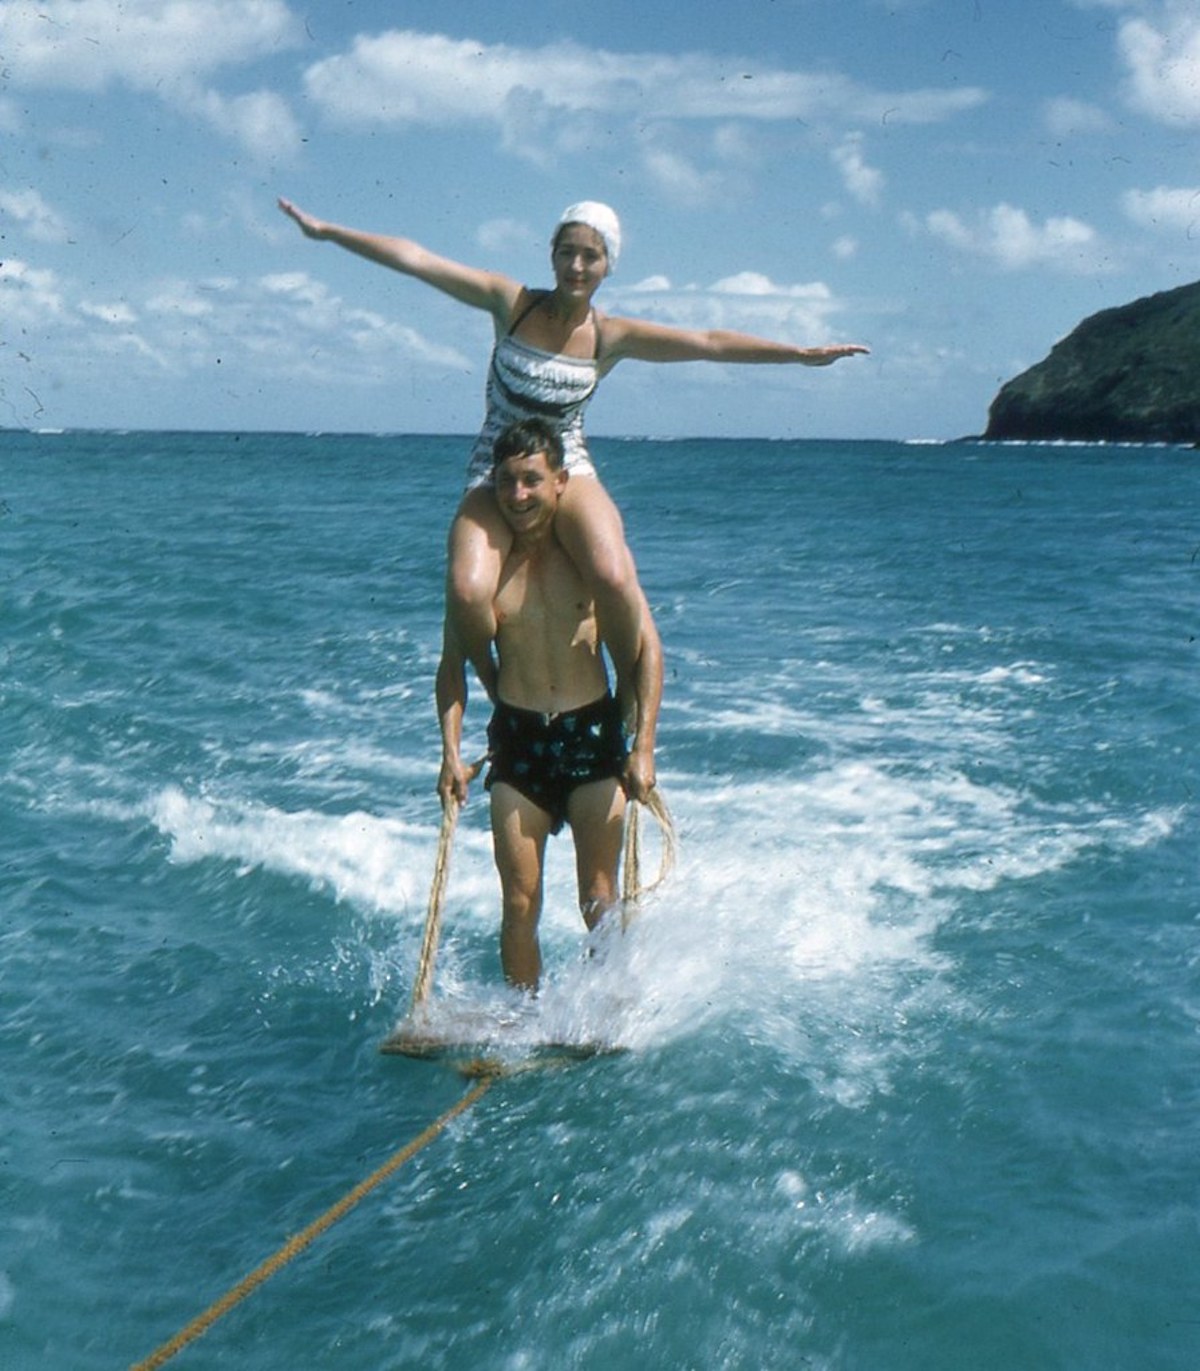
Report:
3,0,1199,439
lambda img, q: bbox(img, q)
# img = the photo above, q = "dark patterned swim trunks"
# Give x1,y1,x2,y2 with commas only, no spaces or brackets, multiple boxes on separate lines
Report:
486,692,627,833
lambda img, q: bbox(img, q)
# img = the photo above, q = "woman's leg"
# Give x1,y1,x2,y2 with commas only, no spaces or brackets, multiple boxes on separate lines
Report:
554,476,644,710
446,486,512,700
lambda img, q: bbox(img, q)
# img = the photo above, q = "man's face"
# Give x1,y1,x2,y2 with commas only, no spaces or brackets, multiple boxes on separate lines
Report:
494,450,567,535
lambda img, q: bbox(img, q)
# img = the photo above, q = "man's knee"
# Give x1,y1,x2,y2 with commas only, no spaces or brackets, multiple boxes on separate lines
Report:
447,493,509,607
499,866,543,926
502,894,540,939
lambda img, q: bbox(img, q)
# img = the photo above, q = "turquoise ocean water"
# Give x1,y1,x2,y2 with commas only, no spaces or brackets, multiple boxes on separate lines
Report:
2,430,1197,1369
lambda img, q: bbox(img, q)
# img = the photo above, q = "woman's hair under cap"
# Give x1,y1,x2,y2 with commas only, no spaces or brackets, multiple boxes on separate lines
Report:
554,201,621,272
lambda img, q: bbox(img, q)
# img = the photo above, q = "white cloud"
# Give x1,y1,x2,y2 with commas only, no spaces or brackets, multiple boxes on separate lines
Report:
2,258,472,394
607,272,845,343
1069,2,1200,124
1043,96,1113,136
712,123,758,165
302,29,987,135
103,332,172,368
476,217,536,256
1068,0,1145,10
254,271,470,370
299,29,984,193
260,270,334,310
921,203,1109,273
1118,6,1200,124
184,86,303,163
640,145,726,206
0,187,73,243
0,257,68,325
1,0,303,158
832,235,859,260
626,275,673,293
711,272,831,300
179,188,288,245
831,133,884,207
79,300,138,325
1,0,300,88
146,284,218,319
1122,184,1200,232
631,119,762,206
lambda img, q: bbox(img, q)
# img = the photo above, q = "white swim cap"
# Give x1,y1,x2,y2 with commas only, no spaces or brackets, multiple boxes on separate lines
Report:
554,201,621,273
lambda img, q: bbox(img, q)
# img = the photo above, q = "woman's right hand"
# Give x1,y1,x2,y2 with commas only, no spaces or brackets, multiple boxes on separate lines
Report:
278,197,327,240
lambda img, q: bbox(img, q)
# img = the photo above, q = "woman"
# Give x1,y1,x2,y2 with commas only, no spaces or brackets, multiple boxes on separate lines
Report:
277,197,868,701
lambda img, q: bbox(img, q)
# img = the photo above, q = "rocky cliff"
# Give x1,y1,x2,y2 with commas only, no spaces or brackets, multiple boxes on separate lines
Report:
984,280,1200,444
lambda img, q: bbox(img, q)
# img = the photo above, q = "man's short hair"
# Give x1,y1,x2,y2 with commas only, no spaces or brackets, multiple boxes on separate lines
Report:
492,418,565,472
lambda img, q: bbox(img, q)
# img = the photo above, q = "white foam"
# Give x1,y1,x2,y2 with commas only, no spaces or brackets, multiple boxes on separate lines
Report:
147,784,496,917
975,661,1048,687
143,764,1177,1105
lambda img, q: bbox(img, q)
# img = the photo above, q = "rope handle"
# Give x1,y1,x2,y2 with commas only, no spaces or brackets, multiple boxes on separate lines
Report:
410,753,488,1013
621,788,676,923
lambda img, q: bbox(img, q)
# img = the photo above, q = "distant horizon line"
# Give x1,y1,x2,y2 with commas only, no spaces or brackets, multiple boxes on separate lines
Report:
3,425,969,444
6,427,1194,449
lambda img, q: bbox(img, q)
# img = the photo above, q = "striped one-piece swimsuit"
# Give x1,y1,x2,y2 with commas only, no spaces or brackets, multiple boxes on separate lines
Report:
464,294,601,488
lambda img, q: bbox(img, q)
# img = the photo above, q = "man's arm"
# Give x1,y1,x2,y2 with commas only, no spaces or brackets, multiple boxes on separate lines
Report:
624,595,663,805
436,631,473,808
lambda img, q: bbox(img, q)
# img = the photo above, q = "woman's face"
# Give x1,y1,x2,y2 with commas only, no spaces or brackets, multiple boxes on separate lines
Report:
551,224,608,296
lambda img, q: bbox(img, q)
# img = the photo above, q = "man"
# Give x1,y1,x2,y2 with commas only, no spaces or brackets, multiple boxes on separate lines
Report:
436,417,662,991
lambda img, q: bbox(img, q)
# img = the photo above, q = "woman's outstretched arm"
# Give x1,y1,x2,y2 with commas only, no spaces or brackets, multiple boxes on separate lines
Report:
599,315,868,369
277,197,521,317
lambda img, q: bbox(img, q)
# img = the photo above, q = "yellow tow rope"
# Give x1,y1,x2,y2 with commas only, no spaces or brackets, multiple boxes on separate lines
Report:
129,1076,495,1369
131,783,675,1366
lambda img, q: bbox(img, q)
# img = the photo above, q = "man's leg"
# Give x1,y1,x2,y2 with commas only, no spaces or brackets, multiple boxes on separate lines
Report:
490,782,554,991
566,777,627,931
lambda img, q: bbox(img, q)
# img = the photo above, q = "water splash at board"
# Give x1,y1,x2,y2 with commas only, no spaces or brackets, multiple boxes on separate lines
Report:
137,757,1174,1107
